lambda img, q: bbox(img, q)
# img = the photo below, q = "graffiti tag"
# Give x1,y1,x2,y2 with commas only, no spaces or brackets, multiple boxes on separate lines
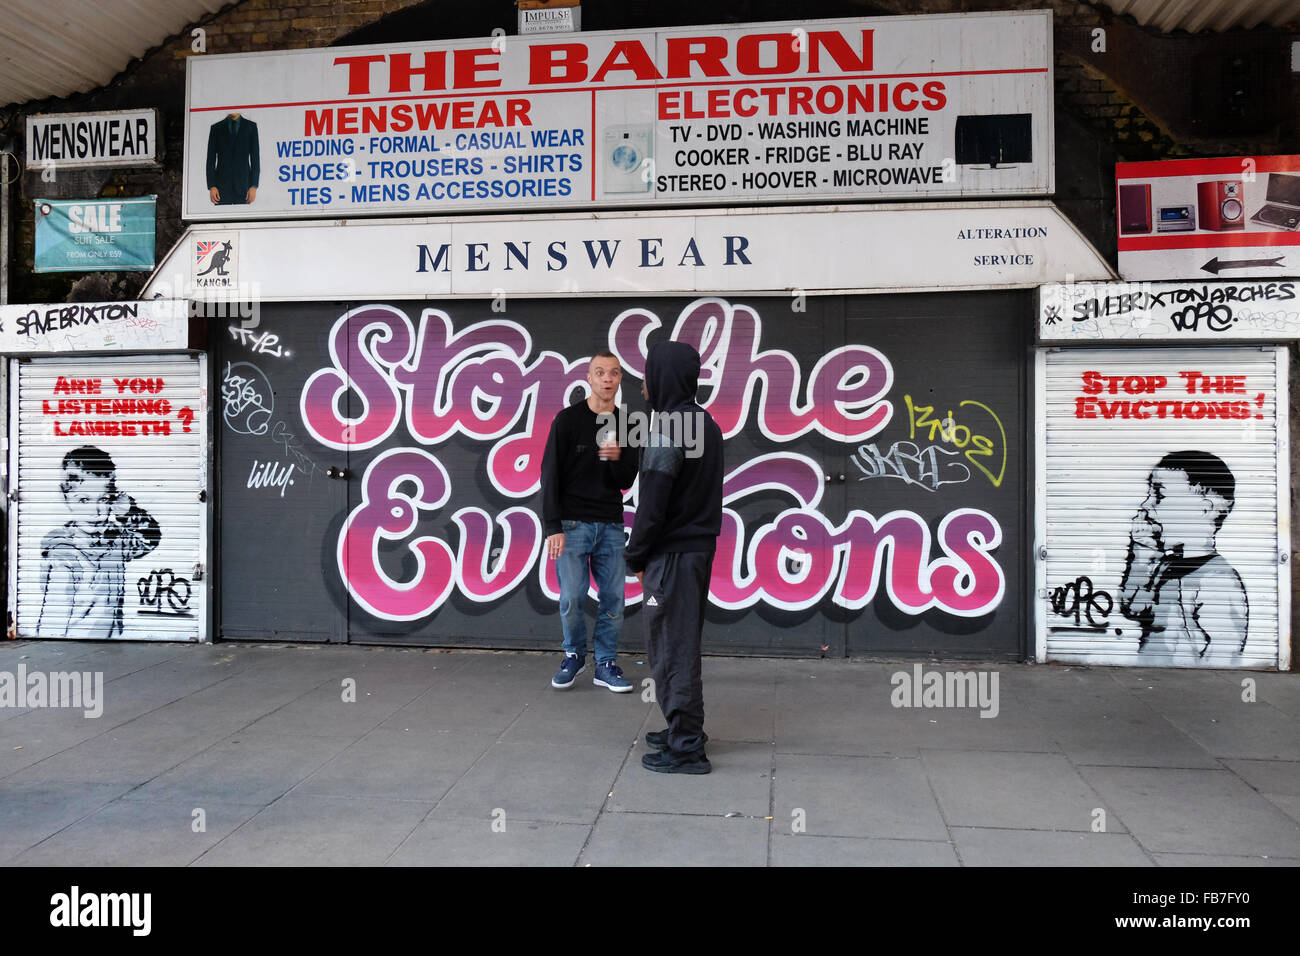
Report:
137,568,193,617
222,361,273,436
850,440,970,492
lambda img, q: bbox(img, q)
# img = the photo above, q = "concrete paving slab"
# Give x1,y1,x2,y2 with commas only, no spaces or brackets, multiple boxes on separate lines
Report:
1120,668,1254,715
950,827,1153,866
0,781,124,864
1049,711,1221,768
498,686,653,746
379,691,530,737
376,656,550,735
293,728,497,802
1156,704,1300,761
0,710,119,778
8,798,264,866
121,731,350,806
923,750,1125,832
1,641,190,684
387,816,590,866
609,740,772,817
772,753,948,840
1152,852,1299,866
193,794,435,866
431,740,628,825
239,679,428,740
92,699,259,755
4,733,195,791
1081,767,1300,858
157,670,331,724
1247,672,1300,718
895,707,1062,754
1260,793,1300,826
771,834,959,866
578,812,767,866
1222,759,1300,796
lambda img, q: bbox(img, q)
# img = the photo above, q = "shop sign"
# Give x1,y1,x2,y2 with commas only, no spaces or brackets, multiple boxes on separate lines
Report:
182,11,1053,220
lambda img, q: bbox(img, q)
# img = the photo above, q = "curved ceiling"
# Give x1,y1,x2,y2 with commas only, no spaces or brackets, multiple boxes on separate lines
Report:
0,0,228,109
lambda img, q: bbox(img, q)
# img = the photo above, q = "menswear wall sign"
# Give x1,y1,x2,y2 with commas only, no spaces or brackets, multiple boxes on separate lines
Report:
26,110,159,169
144,202,1114,301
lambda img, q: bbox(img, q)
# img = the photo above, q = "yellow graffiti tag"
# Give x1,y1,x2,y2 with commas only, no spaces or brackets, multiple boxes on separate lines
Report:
903,395,1007,488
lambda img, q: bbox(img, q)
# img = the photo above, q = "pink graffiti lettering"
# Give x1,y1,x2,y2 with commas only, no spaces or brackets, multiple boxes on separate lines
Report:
609,298,894,442
301,306,588,498
337,449,456,620
706,453,1004,615
451,507,541,601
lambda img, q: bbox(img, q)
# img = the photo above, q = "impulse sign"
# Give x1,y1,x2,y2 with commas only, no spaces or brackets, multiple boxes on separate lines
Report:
185,12,1052,219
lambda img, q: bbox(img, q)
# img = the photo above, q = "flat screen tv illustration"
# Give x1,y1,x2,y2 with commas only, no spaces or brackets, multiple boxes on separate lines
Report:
955,114,1033,168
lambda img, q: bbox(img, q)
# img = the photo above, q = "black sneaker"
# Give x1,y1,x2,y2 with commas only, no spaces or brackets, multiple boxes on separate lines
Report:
641,748,711,774
644,729,670,751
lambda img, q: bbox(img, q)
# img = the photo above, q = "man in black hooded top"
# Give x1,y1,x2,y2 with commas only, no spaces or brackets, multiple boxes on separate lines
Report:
626,341,724,774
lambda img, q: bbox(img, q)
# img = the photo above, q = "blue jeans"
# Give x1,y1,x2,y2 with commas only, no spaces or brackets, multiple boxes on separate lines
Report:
557,520,626,665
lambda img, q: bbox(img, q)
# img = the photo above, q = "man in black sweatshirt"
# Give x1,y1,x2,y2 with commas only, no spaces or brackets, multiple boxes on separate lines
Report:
626,341,724,774
541,352,639,692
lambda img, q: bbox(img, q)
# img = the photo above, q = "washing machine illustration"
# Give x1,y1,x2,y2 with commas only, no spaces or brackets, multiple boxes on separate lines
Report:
603,124,653,194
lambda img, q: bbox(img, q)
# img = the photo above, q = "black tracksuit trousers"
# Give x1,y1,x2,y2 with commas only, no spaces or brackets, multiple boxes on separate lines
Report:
642,550,714,755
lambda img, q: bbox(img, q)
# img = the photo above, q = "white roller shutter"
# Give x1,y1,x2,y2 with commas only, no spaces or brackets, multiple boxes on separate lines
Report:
8,354,207,641
1037,346,1288,669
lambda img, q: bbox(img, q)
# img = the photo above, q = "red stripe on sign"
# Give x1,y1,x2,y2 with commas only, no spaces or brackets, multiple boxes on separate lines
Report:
1118,232,1300,251
590,89,596,202
188,68,1050,113
1117,155,1300,179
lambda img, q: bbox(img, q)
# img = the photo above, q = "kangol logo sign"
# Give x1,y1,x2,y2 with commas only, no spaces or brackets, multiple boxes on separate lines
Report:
194,238,237,287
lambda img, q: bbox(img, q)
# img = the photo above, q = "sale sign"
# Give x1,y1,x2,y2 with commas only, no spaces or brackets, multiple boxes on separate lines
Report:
182,11,1053,220
33,197,156,273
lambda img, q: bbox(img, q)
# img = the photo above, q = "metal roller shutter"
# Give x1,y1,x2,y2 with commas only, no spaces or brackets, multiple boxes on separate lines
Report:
1037,346,1288,668
9,354,207,641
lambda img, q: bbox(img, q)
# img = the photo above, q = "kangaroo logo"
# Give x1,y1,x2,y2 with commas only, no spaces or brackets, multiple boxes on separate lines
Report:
197,241,233,277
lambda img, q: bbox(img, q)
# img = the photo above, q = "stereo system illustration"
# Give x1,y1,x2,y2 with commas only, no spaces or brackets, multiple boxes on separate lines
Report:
1156,204,1195,232
1118,183,1151,234
1196,179,1244,231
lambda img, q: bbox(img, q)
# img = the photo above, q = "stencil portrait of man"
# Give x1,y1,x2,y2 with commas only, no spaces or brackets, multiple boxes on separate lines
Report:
37,446,161,639
1118,450,1248,662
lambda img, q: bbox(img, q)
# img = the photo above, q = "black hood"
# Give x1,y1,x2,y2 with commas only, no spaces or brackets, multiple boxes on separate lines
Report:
644,341,700,412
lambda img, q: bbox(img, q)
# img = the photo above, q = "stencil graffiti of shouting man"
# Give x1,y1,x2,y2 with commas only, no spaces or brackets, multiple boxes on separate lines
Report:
37,446,161,639
1118,450,1248,663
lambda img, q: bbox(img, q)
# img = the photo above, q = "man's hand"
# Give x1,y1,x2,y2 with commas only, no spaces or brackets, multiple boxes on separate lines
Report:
209,187,221,204
246,186,257,203
547,532,565,560
635,571,644,584
598,441,621,462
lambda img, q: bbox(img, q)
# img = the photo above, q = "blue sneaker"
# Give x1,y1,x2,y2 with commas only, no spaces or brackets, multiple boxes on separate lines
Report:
594,661,633,693
551,655,585,690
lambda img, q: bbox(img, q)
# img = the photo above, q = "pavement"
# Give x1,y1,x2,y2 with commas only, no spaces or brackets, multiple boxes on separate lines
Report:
1,638,1299,867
